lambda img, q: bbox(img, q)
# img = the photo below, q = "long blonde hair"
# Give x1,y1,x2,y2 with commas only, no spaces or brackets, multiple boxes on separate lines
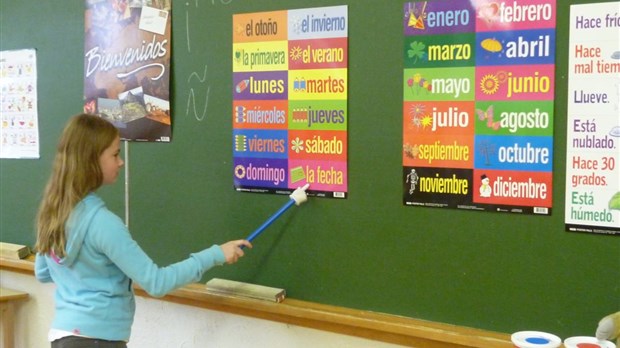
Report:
35,114,119,257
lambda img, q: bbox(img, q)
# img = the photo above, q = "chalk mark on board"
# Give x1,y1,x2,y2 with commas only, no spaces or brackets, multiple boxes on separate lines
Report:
185,0,200,53
184,0,210,121
184,0,231,121
185,7,191,53
186,65,210,121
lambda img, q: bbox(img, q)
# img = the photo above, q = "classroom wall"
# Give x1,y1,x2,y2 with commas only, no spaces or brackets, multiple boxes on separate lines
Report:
0,270,403,348
2,0,619,342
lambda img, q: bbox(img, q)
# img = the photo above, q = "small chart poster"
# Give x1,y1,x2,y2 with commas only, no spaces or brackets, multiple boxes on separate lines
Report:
402,0,556,215
565,1,620,235
84,0,172,142
232,6,348,198
0,49,40,159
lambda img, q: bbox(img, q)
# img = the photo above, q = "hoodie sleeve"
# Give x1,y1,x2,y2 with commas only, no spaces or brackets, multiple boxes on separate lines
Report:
34,253,53,283
90,209,226,297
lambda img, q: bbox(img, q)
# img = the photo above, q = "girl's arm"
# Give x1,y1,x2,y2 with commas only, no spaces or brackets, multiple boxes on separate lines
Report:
91,210,228,297
34,253,53,283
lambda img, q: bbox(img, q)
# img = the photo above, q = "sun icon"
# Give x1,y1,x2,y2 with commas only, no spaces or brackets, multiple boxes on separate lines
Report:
480,74,500,95
289,46,303,61
421,115,433,129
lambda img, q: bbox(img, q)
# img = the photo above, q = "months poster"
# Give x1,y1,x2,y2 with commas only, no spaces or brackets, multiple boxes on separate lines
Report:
402,0,556,215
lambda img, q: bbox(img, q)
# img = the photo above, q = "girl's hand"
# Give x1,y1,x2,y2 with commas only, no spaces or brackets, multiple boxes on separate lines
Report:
219,240,252,264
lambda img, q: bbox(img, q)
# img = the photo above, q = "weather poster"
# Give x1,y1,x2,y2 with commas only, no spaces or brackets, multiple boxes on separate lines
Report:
232,6,348,198
402,0,556,215
565,2,620,235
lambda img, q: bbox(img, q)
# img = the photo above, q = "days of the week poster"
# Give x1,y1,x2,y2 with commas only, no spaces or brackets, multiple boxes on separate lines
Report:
232,6,348,198
402,0,556,215
84,0,172,142
565,1,620,235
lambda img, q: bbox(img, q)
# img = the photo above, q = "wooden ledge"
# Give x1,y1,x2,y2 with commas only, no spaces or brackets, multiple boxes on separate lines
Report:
0,255,35,274
1,256,512,347
0,288,29,302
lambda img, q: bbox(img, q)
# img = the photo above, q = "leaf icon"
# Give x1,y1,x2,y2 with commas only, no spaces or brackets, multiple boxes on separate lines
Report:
609,192,620,210
407,41,426,63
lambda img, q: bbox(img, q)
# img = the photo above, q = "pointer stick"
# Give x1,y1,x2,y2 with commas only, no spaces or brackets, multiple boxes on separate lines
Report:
246,199,295,243
243,184,310,246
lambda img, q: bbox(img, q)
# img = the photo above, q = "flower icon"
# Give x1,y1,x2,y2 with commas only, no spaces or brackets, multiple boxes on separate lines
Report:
291,137,304,153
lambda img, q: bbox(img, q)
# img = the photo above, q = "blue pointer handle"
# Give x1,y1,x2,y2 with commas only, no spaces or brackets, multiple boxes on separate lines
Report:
243,199,296,247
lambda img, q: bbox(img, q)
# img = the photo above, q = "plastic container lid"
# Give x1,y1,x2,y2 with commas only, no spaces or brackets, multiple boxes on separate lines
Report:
511,331,562,348
563,336,616,348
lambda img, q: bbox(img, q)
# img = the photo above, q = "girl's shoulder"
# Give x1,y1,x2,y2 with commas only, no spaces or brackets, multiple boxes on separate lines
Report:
83,193,128,236
87,205,131,250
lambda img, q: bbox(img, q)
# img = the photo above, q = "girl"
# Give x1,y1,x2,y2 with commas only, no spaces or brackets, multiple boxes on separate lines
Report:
35,114,251,347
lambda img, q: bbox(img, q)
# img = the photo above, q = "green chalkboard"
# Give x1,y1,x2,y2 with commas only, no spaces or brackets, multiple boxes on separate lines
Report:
1,0,618,339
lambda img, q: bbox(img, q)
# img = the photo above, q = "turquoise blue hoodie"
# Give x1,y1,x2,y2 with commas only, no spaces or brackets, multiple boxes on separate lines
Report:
35,193,226,341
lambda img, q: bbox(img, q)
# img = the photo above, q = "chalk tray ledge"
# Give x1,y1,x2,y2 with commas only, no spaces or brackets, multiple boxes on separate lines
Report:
1,256,512,348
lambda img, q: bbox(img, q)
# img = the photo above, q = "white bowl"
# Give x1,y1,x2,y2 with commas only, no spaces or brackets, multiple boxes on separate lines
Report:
563,336,616,348
511,331,562,348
